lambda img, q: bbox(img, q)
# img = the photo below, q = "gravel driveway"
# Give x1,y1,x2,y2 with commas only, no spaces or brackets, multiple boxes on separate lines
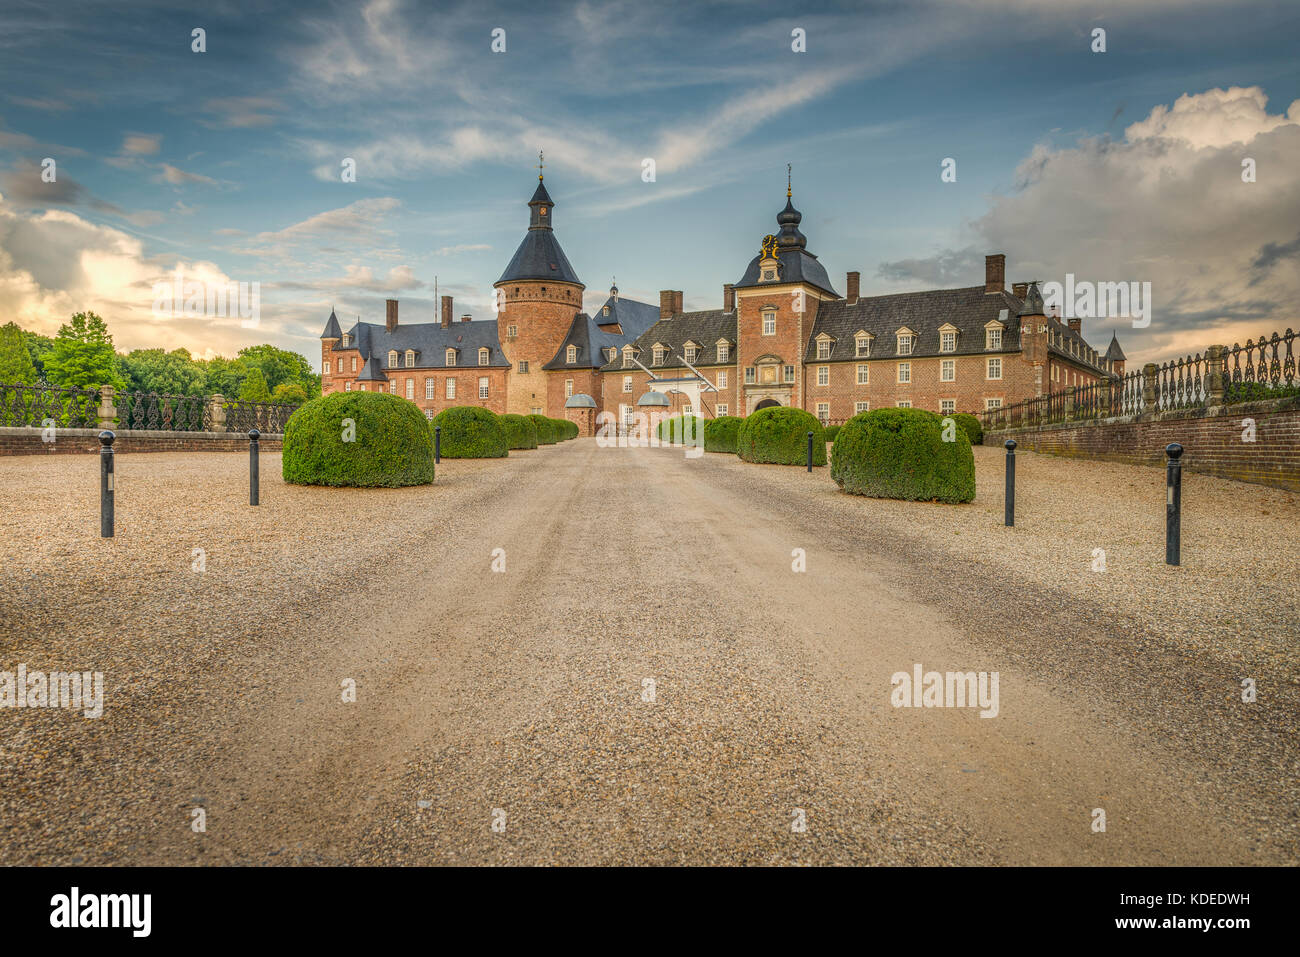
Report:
1,441,1295,865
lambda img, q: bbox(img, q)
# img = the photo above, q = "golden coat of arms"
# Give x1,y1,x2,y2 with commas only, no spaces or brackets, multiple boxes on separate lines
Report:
760,234,780,261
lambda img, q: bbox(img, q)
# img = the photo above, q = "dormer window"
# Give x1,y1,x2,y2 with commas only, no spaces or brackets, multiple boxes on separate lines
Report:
683,343,698,363
816,338,832,360
446,348,457,367
478,347,490,366
387,350,397,367
987,328,1003,350
566,345,577,363
341,334,350,347
940,330,956,353
602,305,610,316
856,336,871,358
622,346,635,369
608,347,617,362
405,350,416,367
717,341,729,363
652,345,665,366
897,332,914,356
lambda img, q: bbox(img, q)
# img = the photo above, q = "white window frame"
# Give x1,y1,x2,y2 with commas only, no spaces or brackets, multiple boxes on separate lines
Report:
856,363,869,385
478,348,490,366
388,350,397,367
897,362,911,383
985,397,1003,410
940,399,955,414
897,334,913,356
446,349,456,367
623,375,633,393
987,328,1002,350
987,357,1002,380
816,402,830,424
762,310,776,336
425,378,435,399
717,342,729,362
717,370,727,388
896,400,912,408
566,345,577,363
684,344,698,363
445,378,456,399
344,380,352,391
783,365,795,383
479,377,489,399
744,367,756,384
351,357,357,372
405,378,414,399
652,345,665,366
940,331,956,353
854,401,869,413
816,339,831,360
406,350,416,367
856,337,870,358
565,379,573,398
941,359,955,382
717,404,728,416
817,365,829,386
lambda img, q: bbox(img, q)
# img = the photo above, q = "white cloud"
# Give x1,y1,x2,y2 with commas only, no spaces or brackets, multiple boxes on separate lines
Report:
121,133,161,155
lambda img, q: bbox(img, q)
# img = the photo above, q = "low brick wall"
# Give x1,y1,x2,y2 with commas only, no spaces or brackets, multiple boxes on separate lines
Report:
984,396,1300,492
0,427,284,456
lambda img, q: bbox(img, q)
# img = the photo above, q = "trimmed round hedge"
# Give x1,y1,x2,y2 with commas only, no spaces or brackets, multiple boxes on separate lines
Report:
656,414,703,444
282,392,434,487
830,407,974,503
951,412,983,447
736,406,827,466
432,405,509,458
703,415,743,453
527,413,558,445
550,417,578,441
499,413,538,450
823,424,841,443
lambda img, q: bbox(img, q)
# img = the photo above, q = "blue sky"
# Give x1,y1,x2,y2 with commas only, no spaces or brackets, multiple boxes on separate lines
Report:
1,0,1297,368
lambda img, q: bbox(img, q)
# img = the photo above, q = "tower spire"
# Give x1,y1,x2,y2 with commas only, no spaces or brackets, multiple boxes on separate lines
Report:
537,150,545,181
787,163,792,198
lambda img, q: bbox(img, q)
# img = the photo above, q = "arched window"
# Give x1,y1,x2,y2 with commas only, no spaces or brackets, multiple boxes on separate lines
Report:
446,348,457,367
566,345,577,363
478,347,490,366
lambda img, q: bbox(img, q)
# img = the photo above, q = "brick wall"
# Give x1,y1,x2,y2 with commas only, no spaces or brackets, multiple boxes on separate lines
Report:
496,279,584,417
0,427,283,456
984,396,1300,492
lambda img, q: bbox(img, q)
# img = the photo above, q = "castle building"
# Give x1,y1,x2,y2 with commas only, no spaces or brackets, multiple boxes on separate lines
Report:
321,174,1125,432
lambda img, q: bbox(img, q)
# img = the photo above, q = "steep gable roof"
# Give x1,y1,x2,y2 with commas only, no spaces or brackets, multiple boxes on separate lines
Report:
601,309,738,372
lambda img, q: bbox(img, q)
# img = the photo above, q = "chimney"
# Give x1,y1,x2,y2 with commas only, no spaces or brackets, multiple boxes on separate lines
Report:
1012,281,1029,300
1068,315,1081,334
461,314,472,323
985,254,1006,294
659,290,675,320
846,271,860,305
386,299,399,332
723,283,735,313
440,295,453,329
673,290,683,315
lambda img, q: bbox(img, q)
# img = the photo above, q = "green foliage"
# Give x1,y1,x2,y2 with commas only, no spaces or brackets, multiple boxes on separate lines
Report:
20,328,54,383
43,312,124,390
0,322,38,385
120,347,207,395
196,356,246,398
527,413,558,445
549,417,578,440
951,412,983,446
830,407,974,503
272,381,309,403
736,406,826,466
499,413,539,449
822,424,841,442
432,405,509,458
1226,381,1300,403
238,367,271,401
238,343,315,395
703,415,742,453
656,414,703,445
282,392,435,487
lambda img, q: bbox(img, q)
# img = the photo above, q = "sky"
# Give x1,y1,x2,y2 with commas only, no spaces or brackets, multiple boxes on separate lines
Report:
0,0,1297,370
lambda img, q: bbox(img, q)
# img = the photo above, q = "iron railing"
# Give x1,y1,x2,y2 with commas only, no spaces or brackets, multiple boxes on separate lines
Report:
223,399,297,434
0,383,100,427
1225,328,1298,402
116,391,211,431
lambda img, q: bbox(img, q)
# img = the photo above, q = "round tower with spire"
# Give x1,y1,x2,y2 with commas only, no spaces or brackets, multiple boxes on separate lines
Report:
494,154,585,416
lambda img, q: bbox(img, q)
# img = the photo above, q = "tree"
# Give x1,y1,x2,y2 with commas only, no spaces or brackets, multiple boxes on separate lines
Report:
0,322,39,385
272,381,308,403
42,312,125,390
238,367,270,401
120,348,206,395
19,328,54,382
237,344,314,394
197,356,247,398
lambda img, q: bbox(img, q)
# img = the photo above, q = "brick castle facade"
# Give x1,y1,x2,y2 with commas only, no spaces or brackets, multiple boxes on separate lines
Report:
321,175,1126,434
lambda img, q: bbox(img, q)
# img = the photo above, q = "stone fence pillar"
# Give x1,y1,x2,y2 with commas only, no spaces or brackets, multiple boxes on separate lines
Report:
1064,386,1076,421
97,384,116,430
1205,345,1226,406
209,393,227,432
1142,363,1160,413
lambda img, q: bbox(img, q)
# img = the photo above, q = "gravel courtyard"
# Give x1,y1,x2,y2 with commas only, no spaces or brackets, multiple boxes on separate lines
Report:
1,440,1296,865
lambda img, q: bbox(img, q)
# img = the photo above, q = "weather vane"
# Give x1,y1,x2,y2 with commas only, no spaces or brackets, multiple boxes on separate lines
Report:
787,163,792,198
537,150,544,180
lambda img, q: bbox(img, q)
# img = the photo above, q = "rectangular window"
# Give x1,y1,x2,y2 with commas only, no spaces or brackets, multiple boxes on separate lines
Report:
623,375,633,393
762,312,776,336
745,367,756,384
389,380,396,394
941,331,956,352
987,357,1002,380
985,397,1003,410
897,362,911,383
941,359,955,382
337,358,343,373
940,399,955,414
684,345,697,363
425,378,435,399
565,379,573,398
653,347,665,365
446,379,456,399
406,379,414,399
855,401,869,413
622,404,635,426
816,402,829,424
683,404,693,416
817,366,829,386
718,343,729,362
987,328,1002,350
479,377,489,399
783,365,795,383
897,400,912,408
856,364,869,385
716,404,728,416
817,340,830,360
856,338,870,358
898,334,913,355
518,360,529,374
717,370,728,388
507,324,518,338
344,381,352,391
351,357,357,372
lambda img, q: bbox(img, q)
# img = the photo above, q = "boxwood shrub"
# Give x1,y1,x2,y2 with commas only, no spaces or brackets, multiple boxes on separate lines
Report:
499,413,538,450
703,415,743,453
432,405,509,458
527,413,558,445
951,412,983,447
830,407,974,503
823,424,841,442
656,414,702,444
549,417,578,440
282,392,434,487
736,406,826,466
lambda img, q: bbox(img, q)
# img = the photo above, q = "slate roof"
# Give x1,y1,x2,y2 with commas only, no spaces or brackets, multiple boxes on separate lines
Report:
498,228,582,285
806,286,1023,362
600,306,738,372
1105,331,1127,361
320,309,342,339
356,355,387,382
543,293,662,371
734,246,838,298
337,318,510,370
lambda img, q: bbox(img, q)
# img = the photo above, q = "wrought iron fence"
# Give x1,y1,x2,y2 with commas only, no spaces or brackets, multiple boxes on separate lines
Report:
1154,351,1208,411
0,383,100,428
223,399,297,433
116,391,211,431
1225,328,1298,403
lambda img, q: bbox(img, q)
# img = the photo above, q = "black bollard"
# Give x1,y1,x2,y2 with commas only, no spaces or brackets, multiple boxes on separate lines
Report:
435,425,441,464
806,431,814,472
249,429,260,506
1004,439,1017,527
99,430,115,538
1165,443,1183,566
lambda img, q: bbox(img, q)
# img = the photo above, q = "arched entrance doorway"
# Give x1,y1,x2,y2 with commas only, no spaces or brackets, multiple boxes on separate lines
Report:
754,398,781,410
